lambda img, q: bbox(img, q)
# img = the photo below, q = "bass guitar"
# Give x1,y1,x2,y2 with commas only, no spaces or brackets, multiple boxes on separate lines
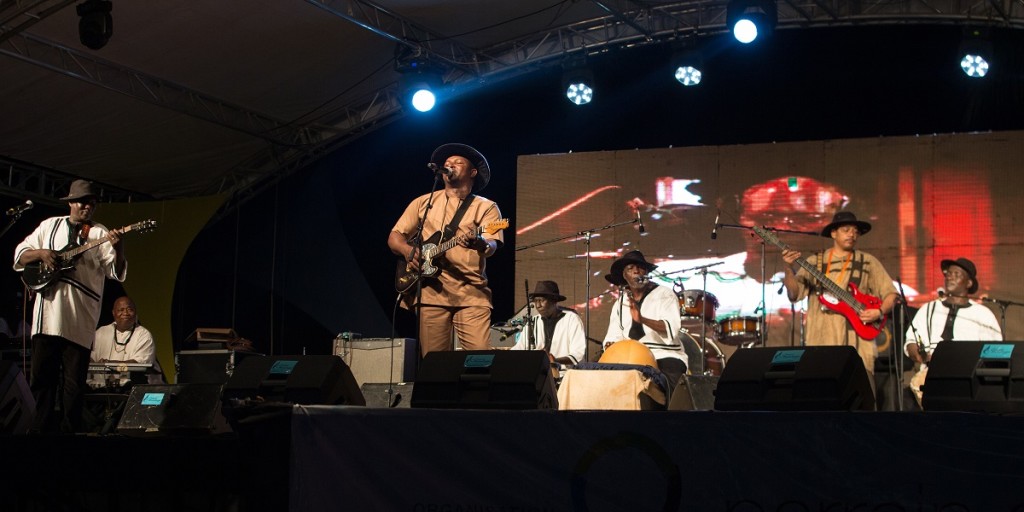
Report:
21,219,158,291
395,218,509,294
753,225,884,340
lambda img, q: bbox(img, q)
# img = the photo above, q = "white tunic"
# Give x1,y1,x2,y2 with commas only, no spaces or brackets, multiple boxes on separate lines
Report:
13,216,126,349
603,284,686,366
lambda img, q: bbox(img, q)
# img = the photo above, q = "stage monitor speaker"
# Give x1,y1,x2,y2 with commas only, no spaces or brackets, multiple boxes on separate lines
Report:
116,383,229,437
334,337,417,385
176,349,260,384
0,360,35,434
714,346,875,411
922,341,1024,413
222,355,365,406
668,375,719,411
410,350,557,410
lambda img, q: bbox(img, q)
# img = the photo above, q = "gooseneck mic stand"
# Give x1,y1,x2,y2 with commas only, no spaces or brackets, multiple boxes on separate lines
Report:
525,279,536,350
716,222,819,347
516,216,640,362
893,278,922,412
656,261,724,375
978,295,1024,340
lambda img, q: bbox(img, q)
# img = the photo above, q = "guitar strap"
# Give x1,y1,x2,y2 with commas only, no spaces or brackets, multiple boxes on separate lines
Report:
848,251,865,287
441,194,476,242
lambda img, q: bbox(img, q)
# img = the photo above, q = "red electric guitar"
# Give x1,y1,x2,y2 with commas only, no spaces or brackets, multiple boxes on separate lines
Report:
753,225,884,340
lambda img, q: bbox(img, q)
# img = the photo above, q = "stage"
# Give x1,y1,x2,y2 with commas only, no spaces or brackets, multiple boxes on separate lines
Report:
6,407,1024,512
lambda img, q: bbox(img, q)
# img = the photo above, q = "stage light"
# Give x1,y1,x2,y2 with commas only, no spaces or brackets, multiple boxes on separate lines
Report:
726,0,776,44
672,48,704,87
76,0,113,50
562,68,594,106
959,28,992,79
395,45,445,113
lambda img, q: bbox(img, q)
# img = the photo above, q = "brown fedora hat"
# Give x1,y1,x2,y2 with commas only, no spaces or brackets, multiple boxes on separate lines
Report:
528,280,566,302
59,179,99,202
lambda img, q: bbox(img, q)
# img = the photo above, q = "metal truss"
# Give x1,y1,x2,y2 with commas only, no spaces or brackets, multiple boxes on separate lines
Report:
0,155,152,206
0,31,332,148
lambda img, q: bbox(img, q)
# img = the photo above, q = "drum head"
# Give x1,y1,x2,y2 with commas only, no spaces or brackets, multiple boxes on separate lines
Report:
679,329,726,376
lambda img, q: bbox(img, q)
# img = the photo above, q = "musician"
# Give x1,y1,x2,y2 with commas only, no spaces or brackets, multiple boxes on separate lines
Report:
89,296,159,389
904,258,1001,364
511,281,586,369
388,143,503,356
602,251,686,392
13,180,126,433
781,211,897,374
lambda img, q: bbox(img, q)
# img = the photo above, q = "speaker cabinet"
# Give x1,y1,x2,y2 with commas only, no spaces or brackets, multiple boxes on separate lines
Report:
334,338,417,385
0,361,35,434
668,375,719,411
714,346,875,411
117,384,229,437
175,349,259,384
223,355,365,406
922,341,1024,413
360,382,414,408
411,350,557,410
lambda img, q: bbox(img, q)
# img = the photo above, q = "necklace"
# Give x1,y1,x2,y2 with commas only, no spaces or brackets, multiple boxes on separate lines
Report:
112,324,136,354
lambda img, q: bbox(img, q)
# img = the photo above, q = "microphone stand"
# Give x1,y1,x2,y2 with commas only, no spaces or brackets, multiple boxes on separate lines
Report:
0,208,28,240
516,216,639,362
525,280,536,350
717,223,819,347
894,279,921,412
978,295,1024,340
657,262,724,375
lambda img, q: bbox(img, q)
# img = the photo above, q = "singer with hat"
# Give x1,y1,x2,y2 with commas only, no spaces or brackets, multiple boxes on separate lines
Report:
13,179,127,433
511,281,586,370
904,257,1002,364
781,211,898,374
602,250,686,392
388,143,504,356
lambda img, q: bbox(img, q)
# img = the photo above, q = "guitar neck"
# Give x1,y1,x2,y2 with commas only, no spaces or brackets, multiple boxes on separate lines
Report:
434,226,482,255
754,226,861,312
59,224,138,262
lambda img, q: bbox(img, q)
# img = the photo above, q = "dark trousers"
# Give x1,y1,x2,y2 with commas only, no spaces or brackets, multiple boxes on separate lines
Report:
30,334,91,433
657,357,686,401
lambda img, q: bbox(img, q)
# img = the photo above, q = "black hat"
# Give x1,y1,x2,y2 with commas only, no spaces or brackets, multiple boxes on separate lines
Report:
821,211,872,237
431,143,491,192
941,257,979,294
604,251,658,286
528,280,566,302
60,179,99,202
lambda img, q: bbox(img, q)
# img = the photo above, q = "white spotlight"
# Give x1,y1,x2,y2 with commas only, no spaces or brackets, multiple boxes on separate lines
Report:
565,82,593,105
674,65,702,86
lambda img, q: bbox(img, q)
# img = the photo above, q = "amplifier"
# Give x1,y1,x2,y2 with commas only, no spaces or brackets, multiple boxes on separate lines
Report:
333,338,417,385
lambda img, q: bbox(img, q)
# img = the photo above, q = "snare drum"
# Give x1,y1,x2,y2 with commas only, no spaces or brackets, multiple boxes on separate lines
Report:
718,316,760,345
679,330,726,376
679,290,719,321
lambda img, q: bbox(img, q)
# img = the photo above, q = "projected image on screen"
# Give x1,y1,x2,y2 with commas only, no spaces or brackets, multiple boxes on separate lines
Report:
513,132,1024,362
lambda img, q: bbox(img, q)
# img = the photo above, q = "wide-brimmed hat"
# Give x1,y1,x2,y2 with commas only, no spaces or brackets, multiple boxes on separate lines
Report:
528,280,566,302
60,179,99,202
821,211,872,237
604,250,658,286
431,143,490,192
941,257,979,294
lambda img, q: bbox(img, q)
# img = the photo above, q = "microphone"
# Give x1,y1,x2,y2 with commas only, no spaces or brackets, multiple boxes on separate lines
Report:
936,288,946,299
633,275,648,285
6,200,33,216
711,211,720,240
635,209,647,236
427,163,452,177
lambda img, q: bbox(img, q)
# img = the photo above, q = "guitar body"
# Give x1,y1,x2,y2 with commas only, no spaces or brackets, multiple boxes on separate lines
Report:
395,233,447,294
816,282,884,340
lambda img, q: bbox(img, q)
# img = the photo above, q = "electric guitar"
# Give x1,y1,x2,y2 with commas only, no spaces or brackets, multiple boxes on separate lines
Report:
753,225,884,340
21,219,158,291
395,218,509,294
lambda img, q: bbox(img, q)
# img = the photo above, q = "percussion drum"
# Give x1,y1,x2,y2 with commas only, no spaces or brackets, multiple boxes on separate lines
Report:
718,316,760,345
679,330,726,376
679,290,719,321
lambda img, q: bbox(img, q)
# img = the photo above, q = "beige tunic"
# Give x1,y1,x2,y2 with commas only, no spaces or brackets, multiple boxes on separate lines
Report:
791,250,897,372
392,190,504,308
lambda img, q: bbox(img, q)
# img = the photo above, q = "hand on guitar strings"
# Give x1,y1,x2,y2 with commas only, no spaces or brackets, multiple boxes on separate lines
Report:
405,246,422,273
106,228,124,246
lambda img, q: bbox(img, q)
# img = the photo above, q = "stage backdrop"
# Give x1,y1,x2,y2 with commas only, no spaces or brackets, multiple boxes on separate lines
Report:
514,130,1024,359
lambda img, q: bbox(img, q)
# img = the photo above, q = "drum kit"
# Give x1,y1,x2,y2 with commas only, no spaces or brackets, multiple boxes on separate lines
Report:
671,269,762,377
